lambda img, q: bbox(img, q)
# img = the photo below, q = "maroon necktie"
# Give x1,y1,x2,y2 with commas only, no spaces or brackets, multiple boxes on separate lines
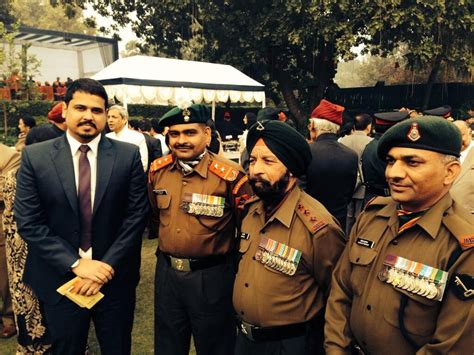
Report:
78,145,92,251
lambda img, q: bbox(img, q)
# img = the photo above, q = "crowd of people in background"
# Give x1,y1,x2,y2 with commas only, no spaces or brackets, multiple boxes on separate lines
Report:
0,73,75,101
0,78,473,355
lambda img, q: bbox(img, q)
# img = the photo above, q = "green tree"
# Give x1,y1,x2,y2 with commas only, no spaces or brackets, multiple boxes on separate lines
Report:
74,0,473,125
10,0,95,34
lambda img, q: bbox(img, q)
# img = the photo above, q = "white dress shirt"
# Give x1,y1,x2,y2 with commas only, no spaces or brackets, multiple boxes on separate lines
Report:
66,131,101,260
106,125,148,171
154,133,170,156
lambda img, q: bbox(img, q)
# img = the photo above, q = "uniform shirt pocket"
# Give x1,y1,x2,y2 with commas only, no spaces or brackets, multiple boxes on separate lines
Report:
156,194,171,226
349,246,377,296
383,289,439,337
238,237,252,254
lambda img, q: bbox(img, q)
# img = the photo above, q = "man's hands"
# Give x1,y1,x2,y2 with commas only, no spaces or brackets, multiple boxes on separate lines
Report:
71,259,114,284
69,278,103,296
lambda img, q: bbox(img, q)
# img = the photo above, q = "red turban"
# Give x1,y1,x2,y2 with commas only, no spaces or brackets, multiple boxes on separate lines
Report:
48,102,65,123
310,99,344,126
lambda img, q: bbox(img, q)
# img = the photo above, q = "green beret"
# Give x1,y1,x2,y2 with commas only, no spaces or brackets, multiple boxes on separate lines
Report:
159,104,210,127
377,116,462,159
246,120,311,177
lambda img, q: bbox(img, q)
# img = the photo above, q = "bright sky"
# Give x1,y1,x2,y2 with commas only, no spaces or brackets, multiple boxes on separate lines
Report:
83,5,137,54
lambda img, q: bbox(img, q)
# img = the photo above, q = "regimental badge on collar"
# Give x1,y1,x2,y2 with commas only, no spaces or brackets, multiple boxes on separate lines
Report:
378,254,448,301
407,123,421,142
183,108,191,122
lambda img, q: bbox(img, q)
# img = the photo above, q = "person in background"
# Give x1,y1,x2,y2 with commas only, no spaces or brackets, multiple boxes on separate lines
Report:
305,99,358,231
325,116,473,354
106,105,148,172
15,116,36,151
0,144,20,339
339,113,373,234
25,103,66,146
151,118,170,156
234,120,345,355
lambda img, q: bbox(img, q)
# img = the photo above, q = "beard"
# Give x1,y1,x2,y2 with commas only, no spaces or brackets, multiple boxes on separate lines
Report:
249,171,290,208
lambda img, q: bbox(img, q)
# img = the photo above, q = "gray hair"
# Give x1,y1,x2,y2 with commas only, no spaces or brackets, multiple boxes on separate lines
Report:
442,154,460,164
108,105,129,120
312,118,340,134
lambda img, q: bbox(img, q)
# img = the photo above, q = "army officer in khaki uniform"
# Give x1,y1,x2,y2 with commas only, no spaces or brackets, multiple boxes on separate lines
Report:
148,104,252,355
325,116,474,354
233,120,346,355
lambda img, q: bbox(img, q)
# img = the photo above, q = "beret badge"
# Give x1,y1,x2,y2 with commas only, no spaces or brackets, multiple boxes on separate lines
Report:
182,108,191,122
407,123,421,142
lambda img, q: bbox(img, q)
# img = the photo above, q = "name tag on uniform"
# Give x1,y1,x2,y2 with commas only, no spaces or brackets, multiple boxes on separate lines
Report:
356,237,375,249
240,232,250,240
153,189,168,195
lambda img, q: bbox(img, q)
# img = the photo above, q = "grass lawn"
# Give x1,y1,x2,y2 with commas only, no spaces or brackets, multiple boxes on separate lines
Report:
1,237,197,354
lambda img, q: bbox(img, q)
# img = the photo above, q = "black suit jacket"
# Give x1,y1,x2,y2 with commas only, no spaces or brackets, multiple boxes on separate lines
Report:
14,135,149,304
305,133,358,229
143,133,162,171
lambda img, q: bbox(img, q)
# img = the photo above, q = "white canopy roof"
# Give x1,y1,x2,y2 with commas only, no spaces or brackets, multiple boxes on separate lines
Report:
91,55,265,107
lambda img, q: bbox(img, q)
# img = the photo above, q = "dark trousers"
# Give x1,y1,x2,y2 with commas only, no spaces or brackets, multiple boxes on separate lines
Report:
154,253,236,355
42,286,136,355
234,315,324,355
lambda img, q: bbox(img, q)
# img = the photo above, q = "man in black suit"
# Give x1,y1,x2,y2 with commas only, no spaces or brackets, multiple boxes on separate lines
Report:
14,78,149,355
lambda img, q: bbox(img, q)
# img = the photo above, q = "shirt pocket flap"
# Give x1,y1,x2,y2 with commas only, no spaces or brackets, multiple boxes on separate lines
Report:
349,246,377,266
156,194,171,209
238,237,252,254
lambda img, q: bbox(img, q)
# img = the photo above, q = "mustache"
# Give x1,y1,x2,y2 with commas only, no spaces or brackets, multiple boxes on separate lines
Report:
174,144,193,149
78,120,96,128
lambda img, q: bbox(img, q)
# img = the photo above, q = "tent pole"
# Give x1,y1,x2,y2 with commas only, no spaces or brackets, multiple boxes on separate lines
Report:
212,100,216,121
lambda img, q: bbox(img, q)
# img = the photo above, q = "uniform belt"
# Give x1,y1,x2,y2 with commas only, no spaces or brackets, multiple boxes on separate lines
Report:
237,319,308,342
163,253,226,272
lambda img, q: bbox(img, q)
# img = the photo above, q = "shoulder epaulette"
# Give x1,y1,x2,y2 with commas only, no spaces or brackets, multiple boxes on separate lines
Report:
209,160,240,182
364,196,391,210
295,201,328,234
443,208,474,250
149,155,174,174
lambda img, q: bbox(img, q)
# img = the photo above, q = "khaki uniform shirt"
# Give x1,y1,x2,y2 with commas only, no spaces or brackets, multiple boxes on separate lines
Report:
325,193,474,354
233,186,346,326
148,151,252,258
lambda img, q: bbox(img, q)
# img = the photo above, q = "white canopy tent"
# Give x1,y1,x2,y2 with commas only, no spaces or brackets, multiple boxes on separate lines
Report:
91,55,265,118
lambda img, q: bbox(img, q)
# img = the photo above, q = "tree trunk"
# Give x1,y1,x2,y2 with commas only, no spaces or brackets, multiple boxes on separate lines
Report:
274,68,306,129
422,55,442,110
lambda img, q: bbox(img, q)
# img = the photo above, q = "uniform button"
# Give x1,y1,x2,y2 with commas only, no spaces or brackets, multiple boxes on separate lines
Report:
245,283,249,287
366,305,371,311
391,240,398,245
252,256,256,260
183,181,187,186
177,229,181,233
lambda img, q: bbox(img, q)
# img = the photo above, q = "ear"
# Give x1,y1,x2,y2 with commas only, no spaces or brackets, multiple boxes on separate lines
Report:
444,161,461,185
62,101,67,119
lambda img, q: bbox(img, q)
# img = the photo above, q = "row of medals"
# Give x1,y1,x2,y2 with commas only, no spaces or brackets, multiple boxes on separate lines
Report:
378,267,440,299
188,203,224,217
257,250,297,276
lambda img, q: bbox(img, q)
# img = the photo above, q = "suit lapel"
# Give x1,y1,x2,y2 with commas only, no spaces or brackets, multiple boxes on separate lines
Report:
51,136,78,216
94,137,115,216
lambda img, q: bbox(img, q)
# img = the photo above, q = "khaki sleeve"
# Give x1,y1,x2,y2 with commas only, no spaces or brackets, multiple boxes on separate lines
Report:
324,224,359,354
417,250,474,355
312,222,346,296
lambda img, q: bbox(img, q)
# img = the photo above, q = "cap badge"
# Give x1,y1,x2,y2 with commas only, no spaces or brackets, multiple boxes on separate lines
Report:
256,121,265,131
407,123,421,142
182,108,191,122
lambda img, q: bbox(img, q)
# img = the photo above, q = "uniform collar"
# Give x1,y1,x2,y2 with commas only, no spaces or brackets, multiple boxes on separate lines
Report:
251,185,301,229
376,193,453,239
170,150,209,178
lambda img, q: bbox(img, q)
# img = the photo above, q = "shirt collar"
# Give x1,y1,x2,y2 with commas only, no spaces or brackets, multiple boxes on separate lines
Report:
66,130,101,156
376,192,453,239
251,185,301,229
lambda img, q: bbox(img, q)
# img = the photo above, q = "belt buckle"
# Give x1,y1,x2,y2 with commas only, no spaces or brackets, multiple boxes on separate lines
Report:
239,320,255,341
170,257,191,272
